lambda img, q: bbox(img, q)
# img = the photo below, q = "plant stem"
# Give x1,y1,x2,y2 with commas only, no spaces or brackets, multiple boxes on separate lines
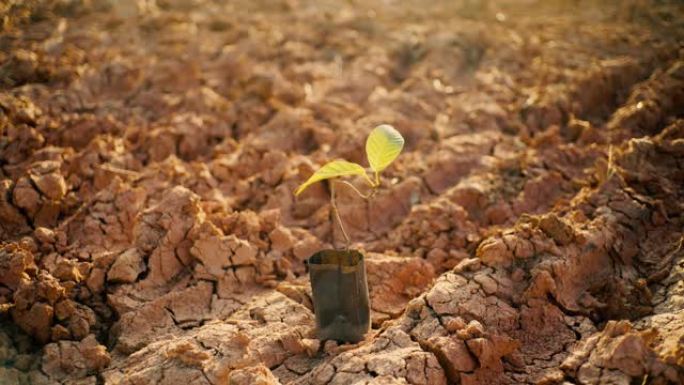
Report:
337,180,374,199
330,181,351,249
329,179,377,249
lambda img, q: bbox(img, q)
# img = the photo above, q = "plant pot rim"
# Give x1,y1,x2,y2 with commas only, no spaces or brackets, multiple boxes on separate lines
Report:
308,248,364,267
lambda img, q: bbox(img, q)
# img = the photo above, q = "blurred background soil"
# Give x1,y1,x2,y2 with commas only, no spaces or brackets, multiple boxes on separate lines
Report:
0,0,683,384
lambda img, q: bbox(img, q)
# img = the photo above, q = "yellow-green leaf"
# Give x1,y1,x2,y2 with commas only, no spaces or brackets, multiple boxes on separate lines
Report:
295,160,371,196
365,124,405,174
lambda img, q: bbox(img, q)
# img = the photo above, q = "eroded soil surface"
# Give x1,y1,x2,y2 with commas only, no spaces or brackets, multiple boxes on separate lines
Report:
1,0,683,384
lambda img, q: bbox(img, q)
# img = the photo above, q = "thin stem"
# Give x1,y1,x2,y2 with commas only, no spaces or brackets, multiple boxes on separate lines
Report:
330,181,351,249
329,178,378,249
337,180,374,200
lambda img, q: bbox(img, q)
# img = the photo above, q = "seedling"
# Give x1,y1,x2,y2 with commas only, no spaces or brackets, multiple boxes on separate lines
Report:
297,124,404,342
295,124,405,248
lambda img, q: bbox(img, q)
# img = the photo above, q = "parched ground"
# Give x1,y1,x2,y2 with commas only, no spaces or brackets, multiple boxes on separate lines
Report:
1,0,683,384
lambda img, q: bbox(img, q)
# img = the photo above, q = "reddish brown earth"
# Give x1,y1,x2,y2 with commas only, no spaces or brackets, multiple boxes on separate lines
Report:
1,0,683,384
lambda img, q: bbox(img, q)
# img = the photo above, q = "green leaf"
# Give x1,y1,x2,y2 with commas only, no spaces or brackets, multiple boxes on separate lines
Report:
295,160,371,196
365,124,405,174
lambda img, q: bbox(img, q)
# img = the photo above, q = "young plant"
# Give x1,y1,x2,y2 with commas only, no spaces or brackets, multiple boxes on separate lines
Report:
295,124,405,248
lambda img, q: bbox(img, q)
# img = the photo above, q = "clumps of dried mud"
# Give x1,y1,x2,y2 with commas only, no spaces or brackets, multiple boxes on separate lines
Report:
1,0,683,384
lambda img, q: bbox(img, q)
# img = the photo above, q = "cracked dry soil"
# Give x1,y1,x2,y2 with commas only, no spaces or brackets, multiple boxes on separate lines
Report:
1,0,683,384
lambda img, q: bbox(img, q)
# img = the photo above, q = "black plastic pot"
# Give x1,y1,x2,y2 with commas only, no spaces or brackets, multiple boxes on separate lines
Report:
307,249,370,343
